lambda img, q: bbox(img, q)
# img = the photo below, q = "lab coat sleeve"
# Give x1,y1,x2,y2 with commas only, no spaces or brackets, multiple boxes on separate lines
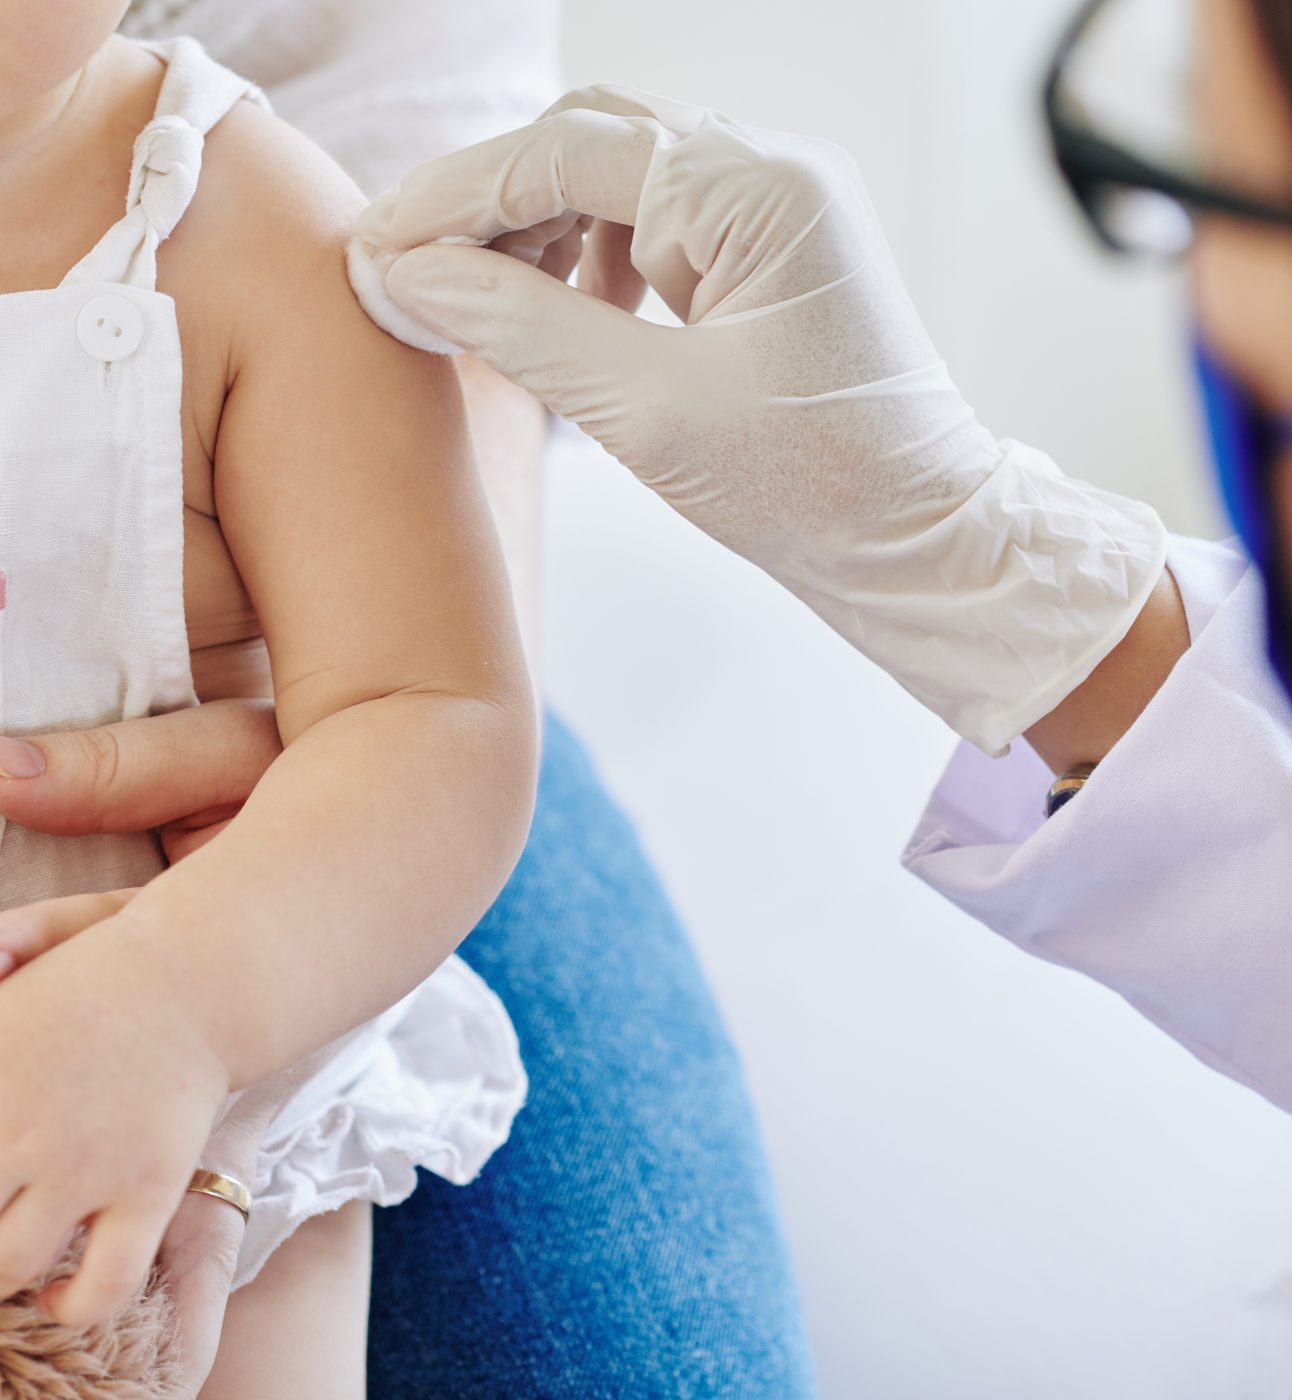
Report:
132,0,563,199
903,535,1292,1111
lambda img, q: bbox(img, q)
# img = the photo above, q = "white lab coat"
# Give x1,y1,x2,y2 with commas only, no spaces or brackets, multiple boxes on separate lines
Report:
905,533,1292,1114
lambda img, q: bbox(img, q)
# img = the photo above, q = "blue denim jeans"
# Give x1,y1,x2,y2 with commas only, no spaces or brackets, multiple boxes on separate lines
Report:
366,714,817,1398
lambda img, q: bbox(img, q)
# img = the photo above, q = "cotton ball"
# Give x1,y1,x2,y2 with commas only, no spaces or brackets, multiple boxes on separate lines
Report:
347,237,469,355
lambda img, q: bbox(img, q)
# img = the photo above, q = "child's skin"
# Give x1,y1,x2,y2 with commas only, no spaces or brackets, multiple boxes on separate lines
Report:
0,5,537,1394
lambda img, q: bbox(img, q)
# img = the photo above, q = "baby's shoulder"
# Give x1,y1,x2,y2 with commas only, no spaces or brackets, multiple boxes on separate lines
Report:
159,96,367,372
188,99,362,262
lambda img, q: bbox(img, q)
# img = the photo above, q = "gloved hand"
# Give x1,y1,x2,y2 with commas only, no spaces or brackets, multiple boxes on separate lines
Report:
352,85,1168,755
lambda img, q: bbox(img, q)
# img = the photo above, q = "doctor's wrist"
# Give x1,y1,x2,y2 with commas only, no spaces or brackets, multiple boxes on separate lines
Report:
1024,567,1188,775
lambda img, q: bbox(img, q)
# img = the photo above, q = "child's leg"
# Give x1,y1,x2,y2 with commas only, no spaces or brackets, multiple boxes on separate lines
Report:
200,1201,372,1400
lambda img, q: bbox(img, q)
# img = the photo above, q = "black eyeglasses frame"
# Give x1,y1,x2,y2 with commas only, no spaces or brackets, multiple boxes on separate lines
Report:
1044,0,1292,252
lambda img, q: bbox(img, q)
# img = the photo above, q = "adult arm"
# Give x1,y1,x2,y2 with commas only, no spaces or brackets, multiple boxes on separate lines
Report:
1023,567,1189,774
344,88,1292,1122
906,535,1292,1113
352,87,1176,759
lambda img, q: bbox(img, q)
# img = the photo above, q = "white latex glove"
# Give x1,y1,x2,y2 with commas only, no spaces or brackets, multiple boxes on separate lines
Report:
351,85,1168,755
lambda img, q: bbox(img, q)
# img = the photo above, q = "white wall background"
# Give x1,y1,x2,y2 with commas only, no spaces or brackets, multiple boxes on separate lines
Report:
543,2,1292,1397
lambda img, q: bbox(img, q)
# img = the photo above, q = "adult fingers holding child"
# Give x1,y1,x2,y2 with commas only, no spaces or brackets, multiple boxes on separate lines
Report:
0,700,282,979
0,704,284,1370
0,1069,294,1400
0,757,266,980
0,700,281,842
0,702,275,1394
158,1059,334,1398
0,699,282,979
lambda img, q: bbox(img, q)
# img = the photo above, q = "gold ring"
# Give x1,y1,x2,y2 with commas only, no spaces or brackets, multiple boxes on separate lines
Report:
186,1169,252,1224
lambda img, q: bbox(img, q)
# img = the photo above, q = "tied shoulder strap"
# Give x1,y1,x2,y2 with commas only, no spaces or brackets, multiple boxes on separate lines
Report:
61,38,268,291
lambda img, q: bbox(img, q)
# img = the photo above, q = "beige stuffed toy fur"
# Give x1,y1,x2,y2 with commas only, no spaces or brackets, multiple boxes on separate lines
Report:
0,1242,180,1400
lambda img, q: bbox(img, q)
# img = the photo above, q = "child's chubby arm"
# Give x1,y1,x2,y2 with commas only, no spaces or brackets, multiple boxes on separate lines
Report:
0,105,536,1326
143,100,539,1066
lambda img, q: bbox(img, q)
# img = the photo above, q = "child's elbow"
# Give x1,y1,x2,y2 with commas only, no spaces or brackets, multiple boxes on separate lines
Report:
392,675,539,911
488,687,541,877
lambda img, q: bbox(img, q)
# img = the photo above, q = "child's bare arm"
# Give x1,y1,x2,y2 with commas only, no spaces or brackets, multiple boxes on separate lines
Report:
122,106,538,1079
0,93,536,1335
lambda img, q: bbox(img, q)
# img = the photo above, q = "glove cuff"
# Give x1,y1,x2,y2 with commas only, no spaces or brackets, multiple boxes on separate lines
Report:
960,442,1170,756
787,441,1170,757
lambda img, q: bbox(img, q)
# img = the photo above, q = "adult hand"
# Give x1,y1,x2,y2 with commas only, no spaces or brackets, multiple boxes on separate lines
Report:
150,1058,326,1398
135,1086,272,1398
0,699,281,862
0,698,272,973
0,705,295,1391
354,86,1167,755
0,703,281,1328
0,1092,269,1400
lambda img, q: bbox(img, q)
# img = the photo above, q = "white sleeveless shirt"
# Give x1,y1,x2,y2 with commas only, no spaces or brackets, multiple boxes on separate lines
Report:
1,37,525,1288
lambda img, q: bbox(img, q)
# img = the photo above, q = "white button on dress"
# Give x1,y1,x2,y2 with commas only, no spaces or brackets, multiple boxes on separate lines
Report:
76,294,144,362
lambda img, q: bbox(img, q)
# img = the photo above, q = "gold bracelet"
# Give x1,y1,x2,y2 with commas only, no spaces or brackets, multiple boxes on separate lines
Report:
1045,763,1097,819
186,1169,252,1224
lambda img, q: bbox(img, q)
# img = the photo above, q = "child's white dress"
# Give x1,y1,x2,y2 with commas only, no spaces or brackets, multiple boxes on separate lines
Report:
0,37,525,1288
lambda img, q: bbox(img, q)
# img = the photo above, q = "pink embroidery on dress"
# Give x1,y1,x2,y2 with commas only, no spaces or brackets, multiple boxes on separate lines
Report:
0,572,8,609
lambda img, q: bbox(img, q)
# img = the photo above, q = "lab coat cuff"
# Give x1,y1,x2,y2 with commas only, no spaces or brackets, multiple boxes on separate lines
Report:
902,534,1292,1111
